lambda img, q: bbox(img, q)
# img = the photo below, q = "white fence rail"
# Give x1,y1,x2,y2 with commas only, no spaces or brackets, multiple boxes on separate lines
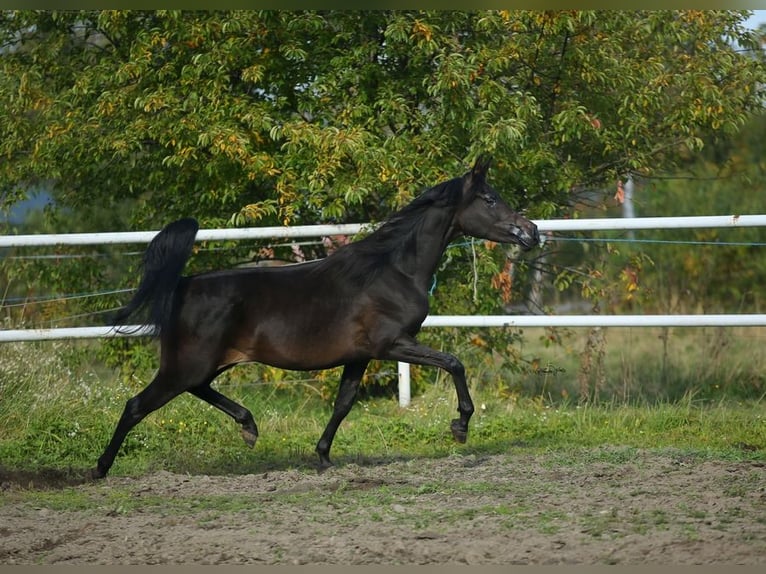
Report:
0,223,369,247
3,214,766,406
3,313,766,344
1,214,765,248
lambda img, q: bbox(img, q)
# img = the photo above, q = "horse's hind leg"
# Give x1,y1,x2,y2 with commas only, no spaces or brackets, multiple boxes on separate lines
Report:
189,384,258,448
91,372,185,479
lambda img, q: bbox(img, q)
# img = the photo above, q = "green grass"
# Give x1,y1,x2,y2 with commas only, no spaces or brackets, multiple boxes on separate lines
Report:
0,336,765,478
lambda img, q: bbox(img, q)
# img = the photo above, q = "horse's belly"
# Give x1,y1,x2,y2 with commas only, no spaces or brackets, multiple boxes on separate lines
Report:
243,317,367,371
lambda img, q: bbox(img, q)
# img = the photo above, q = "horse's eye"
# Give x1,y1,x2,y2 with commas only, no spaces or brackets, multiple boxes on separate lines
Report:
483,194,497,208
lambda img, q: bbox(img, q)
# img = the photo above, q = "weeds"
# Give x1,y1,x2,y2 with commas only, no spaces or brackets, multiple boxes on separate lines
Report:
0,331,765,477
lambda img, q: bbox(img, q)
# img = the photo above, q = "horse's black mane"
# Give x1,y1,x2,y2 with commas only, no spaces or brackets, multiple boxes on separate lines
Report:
317,176,464,282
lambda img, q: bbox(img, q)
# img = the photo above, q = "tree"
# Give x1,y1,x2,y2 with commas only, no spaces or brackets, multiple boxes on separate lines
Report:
2,10,764,397
629,111,766,314
1,10,764,327
1,10,763,232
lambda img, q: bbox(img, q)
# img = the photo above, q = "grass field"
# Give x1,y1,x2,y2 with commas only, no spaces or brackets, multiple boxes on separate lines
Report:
2,329,765,564
1,326,764,478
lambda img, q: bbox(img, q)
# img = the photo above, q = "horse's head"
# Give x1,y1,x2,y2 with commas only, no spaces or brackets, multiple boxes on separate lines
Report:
455,157,539,250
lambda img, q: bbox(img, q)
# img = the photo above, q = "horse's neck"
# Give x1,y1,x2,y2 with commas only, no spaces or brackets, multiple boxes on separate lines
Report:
397,208,459,291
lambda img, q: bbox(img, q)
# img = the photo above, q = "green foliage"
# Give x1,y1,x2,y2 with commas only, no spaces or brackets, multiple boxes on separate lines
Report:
634,112,766,312
540,110,766,318
2,10,763,228
1,10,765,397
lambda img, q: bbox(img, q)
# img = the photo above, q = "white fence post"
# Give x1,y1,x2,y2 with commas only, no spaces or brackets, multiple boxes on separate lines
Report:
398,362,411,407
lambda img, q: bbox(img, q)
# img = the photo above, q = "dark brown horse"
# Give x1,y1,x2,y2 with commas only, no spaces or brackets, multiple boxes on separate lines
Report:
93,158,538,478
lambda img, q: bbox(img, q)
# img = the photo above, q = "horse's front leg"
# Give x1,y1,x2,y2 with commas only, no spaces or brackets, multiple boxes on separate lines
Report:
382,336,474,443
315,360,370,469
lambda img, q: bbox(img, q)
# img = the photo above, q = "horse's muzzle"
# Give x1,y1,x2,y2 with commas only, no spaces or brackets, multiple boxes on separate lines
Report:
513,223,540,250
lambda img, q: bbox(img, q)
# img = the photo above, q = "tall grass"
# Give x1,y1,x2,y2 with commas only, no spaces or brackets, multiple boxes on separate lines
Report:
478,325,766,403
0,331,764,478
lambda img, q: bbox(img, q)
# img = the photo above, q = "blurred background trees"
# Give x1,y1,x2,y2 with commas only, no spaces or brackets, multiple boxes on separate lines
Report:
2,11,762,228
1,11,764,395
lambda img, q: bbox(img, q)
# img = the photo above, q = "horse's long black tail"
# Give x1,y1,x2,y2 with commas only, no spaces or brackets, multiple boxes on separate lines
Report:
112,218,199,336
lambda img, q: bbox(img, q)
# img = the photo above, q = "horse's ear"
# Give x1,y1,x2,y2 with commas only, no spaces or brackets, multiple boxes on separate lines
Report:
471,156,492,181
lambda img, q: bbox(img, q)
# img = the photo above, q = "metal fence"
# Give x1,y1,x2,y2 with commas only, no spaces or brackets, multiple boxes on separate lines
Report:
3,214,766,405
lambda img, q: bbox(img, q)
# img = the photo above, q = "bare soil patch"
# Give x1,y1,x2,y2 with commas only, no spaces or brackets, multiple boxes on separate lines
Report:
1,449,765,564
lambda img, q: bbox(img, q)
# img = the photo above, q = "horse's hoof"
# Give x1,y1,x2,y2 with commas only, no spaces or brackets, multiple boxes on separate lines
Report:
450,419,468,443
241,429,258,448
316,455,334,473
88,467,106,481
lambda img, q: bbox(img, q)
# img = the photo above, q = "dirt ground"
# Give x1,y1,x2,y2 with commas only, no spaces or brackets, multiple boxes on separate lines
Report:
1,449,765,565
